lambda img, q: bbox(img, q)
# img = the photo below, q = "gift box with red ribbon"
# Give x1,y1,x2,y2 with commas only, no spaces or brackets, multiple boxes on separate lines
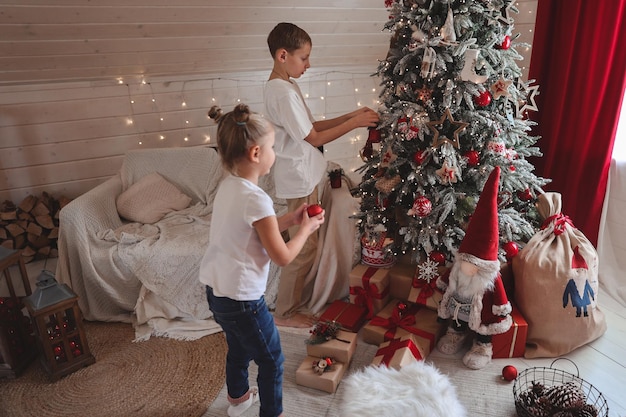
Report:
306,329,357,364
491,303,527,358
318,299,368,333
388,263,446,311
295,355,347,393
371,335,426,369
361,299,443,354
348,264,391,319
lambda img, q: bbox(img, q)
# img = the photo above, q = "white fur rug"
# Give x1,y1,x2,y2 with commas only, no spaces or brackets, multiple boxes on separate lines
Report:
341,361,467,417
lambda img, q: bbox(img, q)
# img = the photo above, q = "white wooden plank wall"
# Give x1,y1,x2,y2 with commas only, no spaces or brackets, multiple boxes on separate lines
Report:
0,0,537,203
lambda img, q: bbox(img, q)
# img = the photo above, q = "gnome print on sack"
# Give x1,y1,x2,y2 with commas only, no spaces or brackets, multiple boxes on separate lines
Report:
563,247,596,318
436,167,513,370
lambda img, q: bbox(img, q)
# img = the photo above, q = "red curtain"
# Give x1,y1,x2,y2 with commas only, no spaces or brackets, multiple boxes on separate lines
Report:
529,0,626,246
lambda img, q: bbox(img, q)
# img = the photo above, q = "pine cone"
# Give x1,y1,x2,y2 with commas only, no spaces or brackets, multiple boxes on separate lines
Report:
545,382,586,409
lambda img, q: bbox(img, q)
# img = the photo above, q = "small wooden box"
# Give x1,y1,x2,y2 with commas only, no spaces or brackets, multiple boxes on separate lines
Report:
295,355,347,393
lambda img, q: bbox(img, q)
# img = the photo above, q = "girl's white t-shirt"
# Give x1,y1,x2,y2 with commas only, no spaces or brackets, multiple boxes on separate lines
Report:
263,78,327,199
198,175,276,301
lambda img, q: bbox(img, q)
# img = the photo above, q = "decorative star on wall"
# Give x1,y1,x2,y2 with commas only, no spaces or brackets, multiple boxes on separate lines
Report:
427,108,468,149
491,77,513,99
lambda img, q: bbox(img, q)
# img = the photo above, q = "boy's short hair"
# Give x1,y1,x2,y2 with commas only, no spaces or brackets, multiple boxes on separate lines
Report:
267,22,312,58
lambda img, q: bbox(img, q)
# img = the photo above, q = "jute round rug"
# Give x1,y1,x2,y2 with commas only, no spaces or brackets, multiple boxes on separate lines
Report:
0,321,227,417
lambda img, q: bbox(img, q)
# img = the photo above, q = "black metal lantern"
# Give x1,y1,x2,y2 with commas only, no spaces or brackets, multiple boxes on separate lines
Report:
24,270,94,380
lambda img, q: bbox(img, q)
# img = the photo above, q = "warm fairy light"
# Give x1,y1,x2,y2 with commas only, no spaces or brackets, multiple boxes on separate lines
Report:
184,136,189,141
159,135,165,140
160,117,164,121
357,101,362,106
152,98,156,102
141,79,147,85
185,120,189,124
355,88,359,92
117,78,124,84
130,100,134,104
182,101,187,107
321,96,325,100
126,118,134,125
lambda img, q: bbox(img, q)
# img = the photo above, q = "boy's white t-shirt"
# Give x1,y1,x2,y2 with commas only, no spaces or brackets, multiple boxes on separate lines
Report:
264,78,327,199
198,175,276,301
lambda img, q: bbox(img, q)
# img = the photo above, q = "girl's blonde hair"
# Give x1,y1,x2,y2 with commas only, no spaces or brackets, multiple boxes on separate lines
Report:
208,104,272,174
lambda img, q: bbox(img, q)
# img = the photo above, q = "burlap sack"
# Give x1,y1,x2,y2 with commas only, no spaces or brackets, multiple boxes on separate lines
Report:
512,193,607,358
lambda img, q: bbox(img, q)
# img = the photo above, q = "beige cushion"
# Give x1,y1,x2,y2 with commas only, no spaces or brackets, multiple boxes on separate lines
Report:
116,172,192,224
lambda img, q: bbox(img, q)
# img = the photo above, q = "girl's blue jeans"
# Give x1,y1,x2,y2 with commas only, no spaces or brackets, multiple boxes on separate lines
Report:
206,286,284,417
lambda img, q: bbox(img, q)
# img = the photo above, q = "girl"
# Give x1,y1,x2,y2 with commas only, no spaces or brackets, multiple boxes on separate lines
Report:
200,103,324,417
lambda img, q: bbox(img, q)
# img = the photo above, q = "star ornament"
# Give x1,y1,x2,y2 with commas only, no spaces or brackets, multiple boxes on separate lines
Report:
427,108,469,149
498,1,515,25
516,84,539,115
435,161,458,184
491,77,513,99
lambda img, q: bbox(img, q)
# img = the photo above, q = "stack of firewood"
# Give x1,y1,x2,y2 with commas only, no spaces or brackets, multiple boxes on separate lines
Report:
0,192,71,263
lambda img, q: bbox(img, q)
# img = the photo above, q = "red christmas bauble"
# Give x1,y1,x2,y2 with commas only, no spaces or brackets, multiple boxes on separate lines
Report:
411,195,432,217
307,204,323,217
497,35,512,50
413,149,427,165
517,188,532,201
473,90,492,107
429,251,446,265
502,365,518,381
464,150,480,166
53,345,63,356
503,241,519,259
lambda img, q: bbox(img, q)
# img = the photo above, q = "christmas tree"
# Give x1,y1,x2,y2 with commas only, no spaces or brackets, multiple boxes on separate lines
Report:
354,0,550,267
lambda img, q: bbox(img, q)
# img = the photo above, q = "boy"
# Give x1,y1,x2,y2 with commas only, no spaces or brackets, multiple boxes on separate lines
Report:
264,22,379,327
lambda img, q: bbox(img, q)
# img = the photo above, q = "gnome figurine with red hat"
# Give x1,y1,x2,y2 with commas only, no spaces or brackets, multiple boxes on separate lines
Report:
436,166,512,369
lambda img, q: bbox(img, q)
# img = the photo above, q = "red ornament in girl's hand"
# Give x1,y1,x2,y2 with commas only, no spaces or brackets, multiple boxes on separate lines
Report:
307,204,323,217
502,365,518,381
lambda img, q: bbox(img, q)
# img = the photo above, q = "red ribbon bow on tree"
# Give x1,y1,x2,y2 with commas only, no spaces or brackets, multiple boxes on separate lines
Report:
541,213,574,236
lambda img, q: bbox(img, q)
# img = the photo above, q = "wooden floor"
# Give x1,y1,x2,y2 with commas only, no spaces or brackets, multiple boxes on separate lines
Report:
504,289,626,417
3,259,625,416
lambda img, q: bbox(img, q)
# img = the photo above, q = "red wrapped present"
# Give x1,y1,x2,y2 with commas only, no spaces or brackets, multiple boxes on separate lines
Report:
492,304,527,358
306,329,357,364
371,335,425,369
295,355,347,393
349,264,391,319
318,300,368,333
362,299,443,356
388,263,446,311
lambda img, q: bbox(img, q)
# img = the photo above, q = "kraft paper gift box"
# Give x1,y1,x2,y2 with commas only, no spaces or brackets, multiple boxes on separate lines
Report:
305,329,357,364
295,355,347,393
348,264,391,319
361,299,442,355
492,304,528,358
388,262,446,311
371,335,426,369
318,299,368,333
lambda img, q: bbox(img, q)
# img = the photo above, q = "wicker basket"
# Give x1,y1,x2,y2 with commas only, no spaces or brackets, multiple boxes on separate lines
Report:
513,358,609,417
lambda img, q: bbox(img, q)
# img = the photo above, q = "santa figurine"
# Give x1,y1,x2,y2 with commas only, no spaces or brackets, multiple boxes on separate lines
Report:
436,166,512,369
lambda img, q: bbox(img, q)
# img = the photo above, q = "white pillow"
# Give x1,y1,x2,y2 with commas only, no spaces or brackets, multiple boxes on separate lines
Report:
116,172,192,224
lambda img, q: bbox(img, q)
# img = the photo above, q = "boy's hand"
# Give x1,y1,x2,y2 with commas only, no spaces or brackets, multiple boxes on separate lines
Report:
353,107,379,128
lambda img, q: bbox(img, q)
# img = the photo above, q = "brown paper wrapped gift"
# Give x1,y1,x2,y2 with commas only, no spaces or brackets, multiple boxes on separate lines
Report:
349,264,391,318
388,262,445,311
306,329,357,364
362,299,442,354
295,355,347,393
318,299,368,333
371,335,426,369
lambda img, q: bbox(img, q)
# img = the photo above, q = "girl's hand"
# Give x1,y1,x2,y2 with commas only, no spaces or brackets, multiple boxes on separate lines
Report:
301,204,325,235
